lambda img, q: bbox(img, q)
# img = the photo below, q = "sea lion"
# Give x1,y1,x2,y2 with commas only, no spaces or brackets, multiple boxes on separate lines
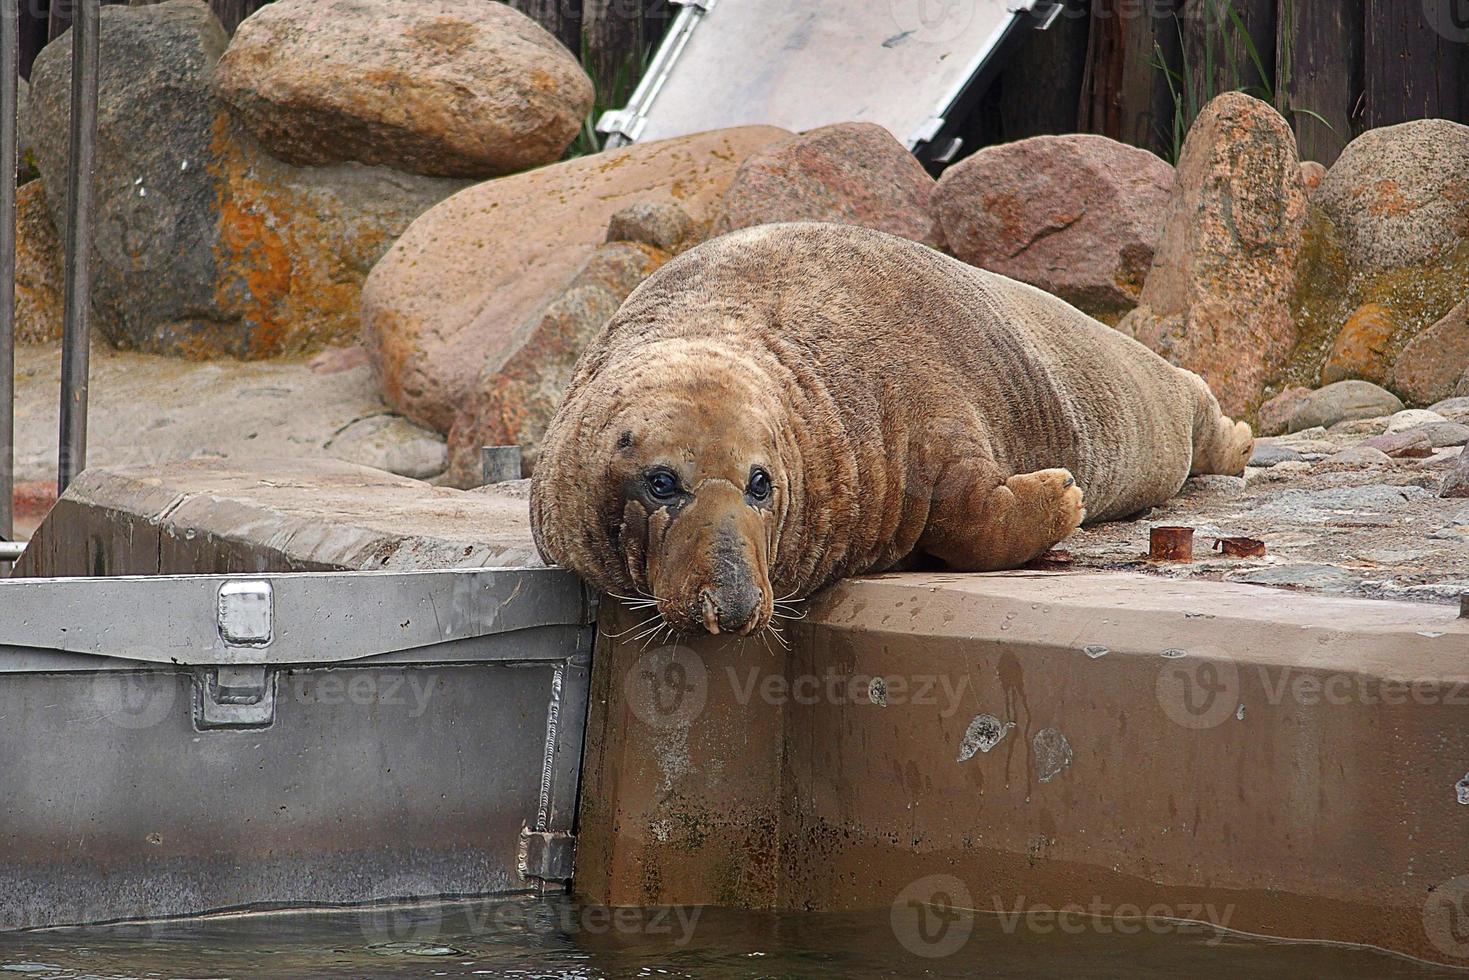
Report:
531,222,1252,637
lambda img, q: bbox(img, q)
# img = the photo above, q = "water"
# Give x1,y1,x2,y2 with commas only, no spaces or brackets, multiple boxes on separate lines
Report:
0,894,1462,979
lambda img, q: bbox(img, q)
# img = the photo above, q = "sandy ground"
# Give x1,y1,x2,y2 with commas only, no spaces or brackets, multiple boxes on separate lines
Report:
12,345,388,483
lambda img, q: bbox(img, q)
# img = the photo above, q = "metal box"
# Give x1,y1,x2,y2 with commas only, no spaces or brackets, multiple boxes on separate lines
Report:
0,567,595,929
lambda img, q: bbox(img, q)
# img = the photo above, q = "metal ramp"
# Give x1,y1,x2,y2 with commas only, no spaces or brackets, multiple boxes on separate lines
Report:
0,567,596,929
598,0,1065,165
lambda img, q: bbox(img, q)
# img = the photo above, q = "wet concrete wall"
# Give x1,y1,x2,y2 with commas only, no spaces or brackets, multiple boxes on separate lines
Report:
576,572,1469,966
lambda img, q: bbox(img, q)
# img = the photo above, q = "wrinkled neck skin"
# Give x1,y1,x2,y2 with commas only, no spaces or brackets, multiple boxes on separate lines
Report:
534,327,875,637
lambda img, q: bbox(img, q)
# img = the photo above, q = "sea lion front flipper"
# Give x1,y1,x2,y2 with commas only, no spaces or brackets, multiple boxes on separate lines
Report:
921,468,1086,572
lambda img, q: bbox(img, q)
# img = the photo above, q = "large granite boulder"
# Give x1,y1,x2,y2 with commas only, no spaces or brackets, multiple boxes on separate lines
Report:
27,0,466,358
361,126,790,433
1284,120,1469,394
209,135,466,356
214,0,592,179
1389,297,1469,407
1118,94,1307,417
933,133,1173,320
444,241,670,487
712,123,942,247
14,181,63,345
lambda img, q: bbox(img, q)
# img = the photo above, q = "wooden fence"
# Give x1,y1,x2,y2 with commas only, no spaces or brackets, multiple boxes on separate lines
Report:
19,1,1469,167
947,0,1469,165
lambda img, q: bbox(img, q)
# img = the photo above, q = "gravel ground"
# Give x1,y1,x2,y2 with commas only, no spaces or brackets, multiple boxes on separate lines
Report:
1058,425,1466,605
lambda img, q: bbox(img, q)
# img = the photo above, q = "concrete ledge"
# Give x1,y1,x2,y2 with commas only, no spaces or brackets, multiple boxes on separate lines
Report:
577,571,1469,965
13,458,540,577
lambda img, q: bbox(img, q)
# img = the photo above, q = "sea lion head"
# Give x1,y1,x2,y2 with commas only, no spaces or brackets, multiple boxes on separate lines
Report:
533,336,796,637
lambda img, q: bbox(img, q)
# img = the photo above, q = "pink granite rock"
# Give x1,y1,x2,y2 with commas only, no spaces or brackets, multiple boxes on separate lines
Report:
713,122,942,247
933,133,1173,319
1119,93,1308,417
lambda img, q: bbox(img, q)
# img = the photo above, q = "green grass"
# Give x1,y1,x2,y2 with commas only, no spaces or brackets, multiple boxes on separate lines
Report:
566,36,650,158
1152,0,1333,164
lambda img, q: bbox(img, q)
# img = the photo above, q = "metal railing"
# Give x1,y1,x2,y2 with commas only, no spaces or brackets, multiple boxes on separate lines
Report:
0,0,98,557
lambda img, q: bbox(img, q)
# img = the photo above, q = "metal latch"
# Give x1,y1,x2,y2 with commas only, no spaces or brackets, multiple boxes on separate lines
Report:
217,580,273,646
519,828,576,882
193,665,276,730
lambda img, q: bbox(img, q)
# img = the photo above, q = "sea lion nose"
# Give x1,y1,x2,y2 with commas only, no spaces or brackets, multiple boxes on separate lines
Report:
697,586,760,636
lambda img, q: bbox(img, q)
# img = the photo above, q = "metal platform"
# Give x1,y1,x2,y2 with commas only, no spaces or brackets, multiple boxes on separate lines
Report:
597,0,1064,164
0,566,596,929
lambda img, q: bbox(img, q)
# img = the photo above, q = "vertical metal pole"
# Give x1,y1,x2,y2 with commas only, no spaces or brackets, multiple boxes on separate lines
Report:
0,0,17,543
57,0,98,494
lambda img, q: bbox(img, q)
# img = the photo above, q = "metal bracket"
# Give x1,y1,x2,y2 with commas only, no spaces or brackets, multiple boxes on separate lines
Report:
518,828,576,883
192,664,276,730
217,580,273,647
596,0,716,146
1030,0,1065,29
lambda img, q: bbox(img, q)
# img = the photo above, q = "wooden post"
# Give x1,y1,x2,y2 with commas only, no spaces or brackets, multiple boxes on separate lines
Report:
1080,0,1180,157
1275,0,1362,165
510,0,582,53
1175,0,1277,114
20,1,51,77
998,3,1092,140
1362,0,1469,130
582,0,644,109
208,0,274,34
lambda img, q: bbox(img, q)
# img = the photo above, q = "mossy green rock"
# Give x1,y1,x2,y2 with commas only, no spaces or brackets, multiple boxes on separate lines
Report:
1280,120,1469,401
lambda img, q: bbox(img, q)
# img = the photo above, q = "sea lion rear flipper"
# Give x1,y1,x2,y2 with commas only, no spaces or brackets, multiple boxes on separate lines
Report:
921,468,1086,572
1182,370,1254,477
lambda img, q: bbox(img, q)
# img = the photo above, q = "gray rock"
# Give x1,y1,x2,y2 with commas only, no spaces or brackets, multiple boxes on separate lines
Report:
606,201,696,253
1257,385,1312,436
1385,409,1448,433
29,0,226,353
27,0,466,357
1272,437,1337,457
1329,416,1390,436
1355,548,1430,564
1444,450,1469,499
1182,475,1246,496
1229,563,1360,593
1319,447,1394,468
1248,441,1306,467
326,414,448,480
1362,429,1434,458
1428,397,1469,423
1252,484,1435,519
16,76,37,183
1288,381,1404,433
1420,422,1469,448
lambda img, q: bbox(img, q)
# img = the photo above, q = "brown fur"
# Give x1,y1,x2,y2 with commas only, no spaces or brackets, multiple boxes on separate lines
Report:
531,223,1252,635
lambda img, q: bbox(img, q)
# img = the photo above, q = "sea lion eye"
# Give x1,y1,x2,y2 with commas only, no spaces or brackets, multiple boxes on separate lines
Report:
747,467,772,501
645,468,680,500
